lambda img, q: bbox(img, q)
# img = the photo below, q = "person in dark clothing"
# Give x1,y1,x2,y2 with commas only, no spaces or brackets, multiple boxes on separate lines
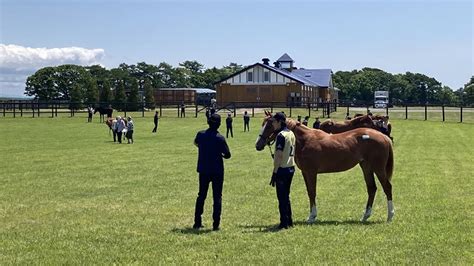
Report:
269,112,296,230
87,106,93,123
193,114,231,231
180,102,186,118
302,116,309,126
152,111,159,133
313,117,321,129
226,113,233,138
243,111,250,132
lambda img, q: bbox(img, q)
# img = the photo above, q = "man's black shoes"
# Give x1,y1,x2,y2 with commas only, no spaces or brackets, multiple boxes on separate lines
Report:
192,223,203,230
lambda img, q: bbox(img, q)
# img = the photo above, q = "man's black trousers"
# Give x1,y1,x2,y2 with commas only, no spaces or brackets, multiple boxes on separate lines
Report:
275,170,294,227
194,173,223,227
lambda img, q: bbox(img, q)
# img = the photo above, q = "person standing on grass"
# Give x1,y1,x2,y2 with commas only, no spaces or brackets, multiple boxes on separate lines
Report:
126,116,134,144
312,117,321,129
268,112,296,230
180,102,186,118
302,116,309,126
226,113,233,138
115,116,126,144
243,111,250,132
112,117,118,142
193,114,231,231
152,111,159,133
87,106,93,123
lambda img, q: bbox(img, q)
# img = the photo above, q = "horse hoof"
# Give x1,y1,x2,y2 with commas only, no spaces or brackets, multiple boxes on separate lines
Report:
307,217,316,224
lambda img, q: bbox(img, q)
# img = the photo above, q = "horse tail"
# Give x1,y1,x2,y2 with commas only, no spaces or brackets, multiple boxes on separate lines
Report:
386,141,394,181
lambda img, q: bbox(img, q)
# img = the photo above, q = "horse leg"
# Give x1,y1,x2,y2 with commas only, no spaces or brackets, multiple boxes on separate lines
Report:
374,169,394,222
360,162,377,222
303,171,317,223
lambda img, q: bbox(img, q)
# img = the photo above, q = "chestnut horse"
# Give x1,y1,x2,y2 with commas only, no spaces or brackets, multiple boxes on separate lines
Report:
319,115,376,134
256,112,394,223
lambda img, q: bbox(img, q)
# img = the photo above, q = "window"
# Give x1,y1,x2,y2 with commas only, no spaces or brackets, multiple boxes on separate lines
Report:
247,88,257,93
264,71,270,82
247,72,253,82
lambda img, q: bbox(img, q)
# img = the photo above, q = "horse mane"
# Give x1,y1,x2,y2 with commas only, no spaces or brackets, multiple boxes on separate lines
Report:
349,115,372,125
286,119,300,130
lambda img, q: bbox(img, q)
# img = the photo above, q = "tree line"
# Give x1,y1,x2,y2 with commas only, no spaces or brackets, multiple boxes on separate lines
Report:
333,68,473,106
25,61,243,110
24,61,473,109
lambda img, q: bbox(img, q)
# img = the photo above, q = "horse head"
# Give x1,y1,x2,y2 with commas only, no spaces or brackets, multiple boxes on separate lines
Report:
255,110,279,151
351,115,376,129
93,107,99,114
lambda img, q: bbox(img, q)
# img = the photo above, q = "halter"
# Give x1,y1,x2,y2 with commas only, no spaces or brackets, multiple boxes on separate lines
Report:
258,132,276,159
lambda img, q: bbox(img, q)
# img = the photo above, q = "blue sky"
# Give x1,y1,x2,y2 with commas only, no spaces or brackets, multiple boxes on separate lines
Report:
1,0,472,97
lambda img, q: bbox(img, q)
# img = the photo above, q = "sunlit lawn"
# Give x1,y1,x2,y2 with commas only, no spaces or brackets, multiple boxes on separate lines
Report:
0,112,472,264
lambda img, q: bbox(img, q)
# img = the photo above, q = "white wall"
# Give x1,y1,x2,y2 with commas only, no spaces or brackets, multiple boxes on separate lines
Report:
222,65,295,85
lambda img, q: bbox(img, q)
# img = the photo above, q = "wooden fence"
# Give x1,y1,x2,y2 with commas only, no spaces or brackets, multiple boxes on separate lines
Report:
1,100,472,123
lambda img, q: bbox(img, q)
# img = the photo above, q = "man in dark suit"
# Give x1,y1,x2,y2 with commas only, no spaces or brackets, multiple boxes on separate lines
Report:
193,114,231,231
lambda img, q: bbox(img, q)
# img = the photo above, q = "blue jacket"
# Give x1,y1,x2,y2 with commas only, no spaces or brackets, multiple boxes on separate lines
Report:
194,129,231,175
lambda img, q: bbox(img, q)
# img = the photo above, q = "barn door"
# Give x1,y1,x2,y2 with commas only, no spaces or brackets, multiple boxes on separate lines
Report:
258,87,272,104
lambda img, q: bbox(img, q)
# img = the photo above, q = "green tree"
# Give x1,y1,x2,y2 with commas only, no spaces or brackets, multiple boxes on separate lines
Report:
179,60,206,87
69,83,83,110
127,78,139,111
83,77,99,105
332,70,359,101
25,67,58,100
99,79,112,104
114,81,126,110
463,76,474,106
435,86,457,105
54,65,89,100
143,79,155,109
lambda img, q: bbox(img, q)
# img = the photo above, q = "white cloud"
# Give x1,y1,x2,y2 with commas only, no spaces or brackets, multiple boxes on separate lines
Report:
0,44,105,97
0,44,105,70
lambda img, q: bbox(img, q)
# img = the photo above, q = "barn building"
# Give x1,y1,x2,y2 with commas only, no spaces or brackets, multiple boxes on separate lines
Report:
215,53,337,106
153,88,216,105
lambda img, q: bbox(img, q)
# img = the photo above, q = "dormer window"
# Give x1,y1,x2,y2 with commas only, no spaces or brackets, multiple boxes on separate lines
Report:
247,71,253,82
280,62,291,69
305,72,311,77
264,71,270,82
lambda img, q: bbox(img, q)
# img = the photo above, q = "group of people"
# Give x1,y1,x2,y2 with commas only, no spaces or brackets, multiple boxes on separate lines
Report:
204,109,251,139
193,111,295,231
110,116,135,144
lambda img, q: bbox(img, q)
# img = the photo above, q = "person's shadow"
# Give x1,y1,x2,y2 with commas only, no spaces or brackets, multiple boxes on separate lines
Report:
171,227,214,235
239,219,383,233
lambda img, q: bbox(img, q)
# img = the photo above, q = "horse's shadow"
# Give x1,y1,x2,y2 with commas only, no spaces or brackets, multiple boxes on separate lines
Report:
171,227,214,235
239,219,384,233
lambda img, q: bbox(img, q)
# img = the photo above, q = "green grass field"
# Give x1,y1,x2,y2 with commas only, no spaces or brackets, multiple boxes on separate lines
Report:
1,112,473,264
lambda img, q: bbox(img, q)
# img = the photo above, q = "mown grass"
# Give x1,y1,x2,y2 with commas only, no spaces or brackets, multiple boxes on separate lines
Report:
0,112,472,264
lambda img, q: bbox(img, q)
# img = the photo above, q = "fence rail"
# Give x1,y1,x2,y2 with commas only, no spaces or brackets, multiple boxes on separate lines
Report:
1,100,473,123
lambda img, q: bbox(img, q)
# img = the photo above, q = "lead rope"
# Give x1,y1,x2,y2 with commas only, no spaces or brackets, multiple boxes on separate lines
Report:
267,136,276,159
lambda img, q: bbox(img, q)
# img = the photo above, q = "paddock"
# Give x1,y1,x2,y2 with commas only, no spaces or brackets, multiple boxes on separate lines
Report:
0,113,472,264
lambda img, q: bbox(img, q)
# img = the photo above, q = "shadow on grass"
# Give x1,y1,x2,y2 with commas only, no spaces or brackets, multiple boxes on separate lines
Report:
171,227,214,235
239,219,384,233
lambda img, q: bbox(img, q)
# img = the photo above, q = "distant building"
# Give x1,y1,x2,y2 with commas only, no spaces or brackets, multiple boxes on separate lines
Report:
153,88,216,105
215,53,337,106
